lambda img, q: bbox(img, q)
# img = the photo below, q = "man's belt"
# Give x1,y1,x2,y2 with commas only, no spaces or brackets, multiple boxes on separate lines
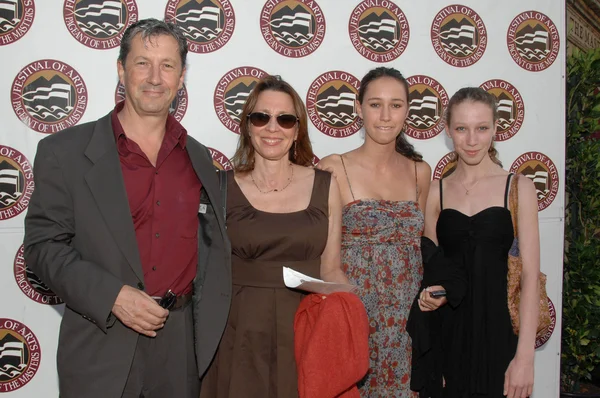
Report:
152,291,193,311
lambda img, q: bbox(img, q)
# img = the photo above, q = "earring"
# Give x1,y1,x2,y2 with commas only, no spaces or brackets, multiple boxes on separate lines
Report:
293,140,298,159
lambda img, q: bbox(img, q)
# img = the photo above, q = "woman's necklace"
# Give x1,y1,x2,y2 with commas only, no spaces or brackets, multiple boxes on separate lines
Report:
459,177,482,195
251,163,294,194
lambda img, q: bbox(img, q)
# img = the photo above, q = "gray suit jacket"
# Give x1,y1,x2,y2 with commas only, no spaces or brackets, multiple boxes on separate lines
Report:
23,111,231,398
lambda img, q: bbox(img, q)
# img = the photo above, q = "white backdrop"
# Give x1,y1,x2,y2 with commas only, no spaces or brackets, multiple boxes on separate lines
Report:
0,0,565,396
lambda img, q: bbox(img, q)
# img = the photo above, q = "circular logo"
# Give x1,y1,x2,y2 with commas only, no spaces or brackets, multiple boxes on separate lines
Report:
510,151,559,211
348,0,409,62
535,297,556,349
507,11,560,72
165,0,235,54
213,66,268,134
11,59,88,134
0,146,33,221
430,4,487,67
115,82,188,122
13,245,63,305
306,70,362,138
406,75,449,140
0,319,41,393
259,0,325,58
63,0,138,49
0,0,35,46
432,152,457,180
208,147,232,170
479,79,524,141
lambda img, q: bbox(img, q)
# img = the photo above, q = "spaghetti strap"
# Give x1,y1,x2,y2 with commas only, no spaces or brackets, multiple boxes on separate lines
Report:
414,161,419,202
439,178,444,210
339,155,356,201
504,173,514,209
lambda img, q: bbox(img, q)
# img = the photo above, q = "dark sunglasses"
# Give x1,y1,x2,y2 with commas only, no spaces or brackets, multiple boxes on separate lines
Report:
247,112,299,129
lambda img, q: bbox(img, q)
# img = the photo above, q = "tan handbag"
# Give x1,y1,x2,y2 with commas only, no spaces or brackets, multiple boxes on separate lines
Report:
507,174,552,338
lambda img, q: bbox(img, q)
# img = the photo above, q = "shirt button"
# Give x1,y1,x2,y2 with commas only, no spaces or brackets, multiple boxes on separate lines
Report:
155,233,160,238
137,282,144,290
152,266,157,271
155,171,159,175
156,200,160,206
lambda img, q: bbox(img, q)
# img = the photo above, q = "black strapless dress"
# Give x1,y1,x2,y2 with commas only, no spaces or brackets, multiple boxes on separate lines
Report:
437,176,518,397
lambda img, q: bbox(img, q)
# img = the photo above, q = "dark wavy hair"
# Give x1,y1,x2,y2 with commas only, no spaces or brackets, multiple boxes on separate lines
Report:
232,75,314,172
358,67,423,162
446,87,502,167
118,18,188,69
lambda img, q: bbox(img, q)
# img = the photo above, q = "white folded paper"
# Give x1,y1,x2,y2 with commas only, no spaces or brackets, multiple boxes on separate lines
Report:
283,266,358,295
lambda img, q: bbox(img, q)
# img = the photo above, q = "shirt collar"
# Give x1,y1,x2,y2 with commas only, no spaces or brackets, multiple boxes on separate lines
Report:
111,101,188,148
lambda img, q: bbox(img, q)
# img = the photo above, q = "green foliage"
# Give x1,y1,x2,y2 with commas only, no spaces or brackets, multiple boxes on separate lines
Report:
562,47,600,393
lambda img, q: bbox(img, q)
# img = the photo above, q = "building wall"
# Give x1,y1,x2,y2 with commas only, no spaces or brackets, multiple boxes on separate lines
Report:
567,0,600,53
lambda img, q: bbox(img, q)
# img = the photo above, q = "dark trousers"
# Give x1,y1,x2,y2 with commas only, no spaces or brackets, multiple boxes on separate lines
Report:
121,303,200,398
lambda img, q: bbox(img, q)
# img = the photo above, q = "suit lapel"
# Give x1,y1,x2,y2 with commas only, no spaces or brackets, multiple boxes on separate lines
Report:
186,139,227,234
84,113,144,282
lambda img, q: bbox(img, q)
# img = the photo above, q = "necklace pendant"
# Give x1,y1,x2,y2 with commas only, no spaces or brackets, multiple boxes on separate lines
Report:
273,189,278,192
465,190,469,195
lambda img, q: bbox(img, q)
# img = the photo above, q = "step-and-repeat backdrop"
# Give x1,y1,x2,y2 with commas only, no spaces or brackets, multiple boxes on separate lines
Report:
0,1,565,396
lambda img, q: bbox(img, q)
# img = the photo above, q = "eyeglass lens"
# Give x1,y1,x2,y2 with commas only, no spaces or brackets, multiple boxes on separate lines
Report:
248,112,298,129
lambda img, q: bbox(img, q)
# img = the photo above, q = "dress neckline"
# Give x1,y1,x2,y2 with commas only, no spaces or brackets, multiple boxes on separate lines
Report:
343,198,422,213
231,169,318,215
439,206,509,219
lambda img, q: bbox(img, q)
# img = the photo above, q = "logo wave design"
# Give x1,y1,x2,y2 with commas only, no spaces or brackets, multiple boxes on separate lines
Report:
515,30,549,61
525,171,549,199
408,95,440,128
0,192,21,206
0,363,26,379
224,92,250,122
77,20,123,38
74,0,122,19
0,17,19,32
0,0,21,32
176,7,222,42
22,84,73,120
497,118,514,131
270,13,313,46
73,1,123,38
180,25,221,41
315,92,356,127
440,25,477,56
358,19,398,51
317,111,355,126
24,104,73,121
496,98,515,130
407,114,439,128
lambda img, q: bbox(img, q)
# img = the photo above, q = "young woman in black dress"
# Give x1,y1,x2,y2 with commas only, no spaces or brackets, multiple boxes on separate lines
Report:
419,87,541,398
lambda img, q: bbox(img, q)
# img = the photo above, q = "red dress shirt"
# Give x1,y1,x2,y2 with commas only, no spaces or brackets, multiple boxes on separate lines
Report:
111,102,201,296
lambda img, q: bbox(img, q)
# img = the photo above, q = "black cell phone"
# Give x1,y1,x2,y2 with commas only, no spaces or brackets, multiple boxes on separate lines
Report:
159,289,176,310
429,290,447,298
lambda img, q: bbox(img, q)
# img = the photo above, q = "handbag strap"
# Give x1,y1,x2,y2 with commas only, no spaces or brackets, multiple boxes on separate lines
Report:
218,169,227,222
508,173,519,238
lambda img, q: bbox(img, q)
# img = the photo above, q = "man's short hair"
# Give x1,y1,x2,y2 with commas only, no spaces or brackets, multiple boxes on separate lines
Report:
118,18,188,69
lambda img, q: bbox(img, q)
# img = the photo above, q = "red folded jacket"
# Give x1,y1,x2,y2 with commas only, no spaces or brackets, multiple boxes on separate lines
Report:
294,292,370,398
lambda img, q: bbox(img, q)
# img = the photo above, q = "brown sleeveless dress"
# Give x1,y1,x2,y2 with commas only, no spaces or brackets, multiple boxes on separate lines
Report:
199,169,331,398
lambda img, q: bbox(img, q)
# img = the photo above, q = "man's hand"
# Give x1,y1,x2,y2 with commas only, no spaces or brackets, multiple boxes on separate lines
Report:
111,285,169,337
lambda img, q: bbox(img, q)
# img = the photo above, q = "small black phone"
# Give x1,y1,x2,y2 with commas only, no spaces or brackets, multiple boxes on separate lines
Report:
429,289,447,298
159,289,176,310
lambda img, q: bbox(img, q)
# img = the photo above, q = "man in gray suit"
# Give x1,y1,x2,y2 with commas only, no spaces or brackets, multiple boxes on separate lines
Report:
23,18,230,398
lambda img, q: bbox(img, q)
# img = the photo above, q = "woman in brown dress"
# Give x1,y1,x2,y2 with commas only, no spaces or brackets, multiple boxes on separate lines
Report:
199,75,349,398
